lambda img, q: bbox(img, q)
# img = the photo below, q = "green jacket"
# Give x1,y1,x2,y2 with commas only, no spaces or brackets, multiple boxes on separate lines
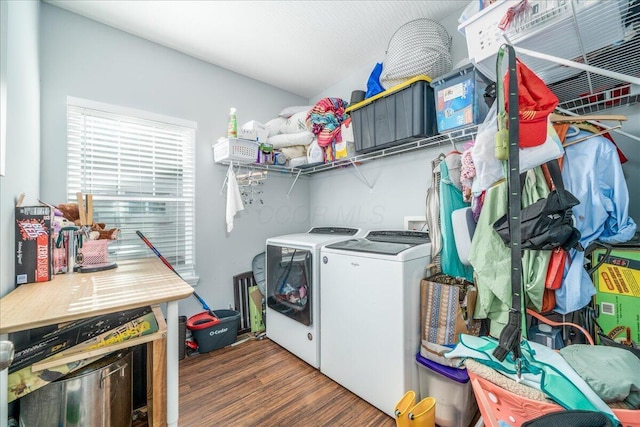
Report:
469,166,551,337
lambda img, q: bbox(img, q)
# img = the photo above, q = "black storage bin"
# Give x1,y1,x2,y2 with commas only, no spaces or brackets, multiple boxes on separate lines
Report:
347,76,437,154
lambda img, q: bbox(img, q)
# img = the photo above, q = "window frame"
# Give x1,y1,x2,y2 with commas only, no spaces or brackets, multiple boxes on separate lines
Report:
66,96,198,284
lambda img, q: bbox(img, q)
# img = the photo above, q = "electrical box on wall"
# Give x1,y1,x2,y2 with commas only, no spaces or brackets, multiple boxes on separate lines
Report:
404,216,427,232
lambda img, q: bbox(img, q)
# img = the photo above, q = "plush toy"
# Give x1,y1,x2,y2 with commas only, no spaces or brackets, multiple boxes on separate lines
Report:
56,203,120,240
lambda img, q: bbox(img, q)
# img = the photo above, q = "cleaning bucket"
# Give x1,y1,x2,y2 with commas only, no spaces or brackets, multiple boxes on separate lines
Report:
187,309,240,353
394,390,416,427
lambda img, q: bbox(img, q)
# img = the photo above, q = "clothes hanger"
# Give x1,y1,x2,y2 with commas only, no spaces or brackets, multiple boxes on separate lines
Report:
549,113,627,123
565,125,580,139
431,153,446,171
550,113,626,147
563,125,622,147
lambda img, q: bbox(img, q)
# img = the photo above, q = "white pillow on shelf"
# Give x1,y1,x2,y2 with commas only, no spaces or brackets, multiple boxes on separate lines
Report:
278,105,312,118
265,117,288,137
283,111,310,134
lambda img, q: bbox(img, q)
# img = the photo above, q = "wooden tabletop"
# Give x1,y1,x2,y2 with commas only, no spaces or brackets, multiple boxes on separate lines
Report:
0,257,194,334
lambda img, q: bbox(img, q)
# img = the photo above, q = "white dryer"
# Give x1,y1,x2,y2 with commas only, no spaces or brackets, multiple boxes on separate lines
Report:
265,227,365,369
320,230,431,416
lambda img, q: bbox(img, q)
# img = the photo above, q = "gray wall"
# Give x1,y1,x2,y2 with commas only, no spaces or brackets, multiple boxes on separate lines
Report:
0,0,41,299
38,3,311,315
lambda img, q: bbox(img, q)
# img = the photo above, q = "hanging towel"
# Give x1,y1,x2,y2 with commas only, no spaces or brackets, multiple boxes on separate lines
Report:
226,163,244,233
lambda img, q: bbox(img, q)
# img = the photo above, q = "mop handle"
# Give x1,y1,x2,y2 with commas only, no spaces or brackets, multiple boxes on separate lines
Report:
136,231,215,316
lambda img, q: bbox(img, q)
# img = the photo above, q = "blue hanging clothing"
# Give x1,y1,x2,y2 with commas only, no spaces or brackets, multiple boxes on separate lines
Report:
555,131,637,314
439,154,474,282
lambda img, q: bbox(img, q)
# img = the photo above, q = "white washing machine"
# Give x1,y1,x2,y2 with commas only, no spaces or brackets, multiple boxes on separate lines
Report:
320,230,431,417
265,227,365,369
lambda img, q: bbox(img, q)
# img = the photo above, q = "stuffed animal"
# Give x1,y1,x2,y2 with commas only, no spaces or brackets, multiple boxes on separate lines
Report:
57,203,120,240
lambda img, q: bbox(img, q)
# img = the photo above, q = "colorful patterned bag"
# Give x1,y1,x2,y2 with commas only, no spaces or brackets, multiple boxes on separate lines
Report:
420,273,481,353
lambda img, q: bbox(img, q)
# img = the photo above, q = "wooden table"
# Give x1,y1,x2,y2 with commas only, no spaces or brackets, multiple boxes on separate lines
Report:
0,257,194,427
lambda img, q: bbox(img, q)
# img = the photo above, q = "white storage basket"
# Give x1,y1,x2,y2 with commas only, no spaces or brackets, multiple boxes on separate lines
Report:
213,138,259,164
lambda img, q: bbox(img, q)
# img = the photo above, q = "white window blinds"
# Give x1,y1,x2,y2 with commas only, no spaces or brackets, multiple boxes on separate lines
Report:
66,98,197,280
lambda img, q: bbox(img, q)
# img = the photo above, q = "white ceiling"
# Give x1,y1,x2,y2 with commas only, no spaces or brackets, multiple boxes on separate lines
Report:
45,0,469,98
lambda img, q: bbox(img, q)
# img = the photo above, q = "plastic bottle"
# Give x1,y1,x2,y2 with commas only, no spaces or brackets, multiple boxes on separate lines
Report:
227,107,237,138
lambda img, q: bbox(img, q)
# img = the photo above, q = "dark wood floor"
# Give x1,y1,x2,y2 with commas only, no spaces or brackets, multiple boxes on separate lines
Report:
178,337,396,427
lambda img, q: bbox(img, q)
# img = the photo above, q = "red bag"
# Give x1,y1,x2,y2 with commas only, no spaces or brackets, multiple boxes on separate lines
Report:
545,248,567,290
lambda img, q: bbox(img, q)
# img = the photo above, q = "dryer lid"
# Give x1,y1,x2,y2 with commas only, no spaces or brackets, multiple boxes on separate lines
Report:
308,227,360,235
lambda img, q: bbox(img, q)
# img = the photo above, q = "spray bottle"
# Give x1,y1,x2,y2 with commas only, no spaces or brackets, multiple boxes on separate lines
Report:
227,107,237,138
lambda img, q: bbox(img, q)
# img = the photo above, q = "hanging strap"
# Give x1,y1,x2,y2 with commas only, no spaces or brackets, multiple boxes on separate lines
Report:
545,158,572,207
492,44,524,366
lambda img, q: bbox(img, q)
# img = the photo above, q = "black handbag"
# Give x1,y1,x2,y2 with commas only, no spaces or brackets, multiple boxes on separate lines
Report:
493,159,582,251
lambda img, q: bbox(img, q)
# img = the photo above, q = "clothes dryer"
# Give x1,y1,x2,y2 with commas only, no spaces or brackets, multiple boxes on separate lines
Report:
320,230,431,416
265,227,365,368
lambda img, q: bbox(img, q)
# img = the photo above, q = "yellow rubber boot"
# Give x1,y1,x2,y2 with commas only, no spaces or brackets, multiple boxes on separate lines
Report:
394,390,416,427
407,396,436,427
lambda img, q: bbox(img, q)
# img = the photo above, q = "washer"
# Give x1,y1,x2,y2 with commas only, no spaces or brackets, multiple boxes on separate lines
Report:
265,227,365,369
320,230,431,416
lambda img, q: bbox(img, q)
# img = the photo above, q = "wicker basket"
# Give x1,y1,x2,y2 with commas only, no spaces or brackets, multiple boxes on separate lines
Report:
213,138,259,164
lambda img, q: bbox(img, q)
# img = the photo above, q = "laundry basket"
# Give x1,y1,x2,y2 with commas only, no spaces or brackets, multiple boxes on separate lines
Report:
380,18,453,89
467,362,639,427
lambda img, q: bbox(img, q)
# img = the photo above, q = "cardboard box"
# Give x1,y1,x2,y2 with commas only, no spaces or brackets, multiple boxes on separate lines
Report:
8,353,104,403
32,310,160,371
336,119,357,160
239,120,269,143
249,286,265,334
10,306,153,373
15,206,53,285
592,247,640,346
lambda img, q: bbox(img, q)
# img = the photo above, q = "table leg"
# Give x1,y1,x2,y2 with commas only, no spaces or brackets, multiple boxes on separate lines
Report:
1,333,7,427
166,301,178,427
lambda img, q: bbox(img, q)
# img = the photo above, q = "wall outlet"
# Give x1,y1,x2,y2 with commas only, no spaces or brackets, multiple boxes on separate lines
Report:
404,215,427,231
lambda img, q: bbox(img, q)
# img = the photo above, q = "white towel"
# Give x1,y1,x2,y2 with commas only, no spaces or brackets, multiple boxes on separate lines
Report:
226,164,244,232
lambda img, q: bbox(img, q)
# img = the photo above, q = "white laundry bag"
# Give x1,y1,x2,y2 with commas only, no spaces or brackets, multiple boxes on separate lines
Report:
380,18,453,89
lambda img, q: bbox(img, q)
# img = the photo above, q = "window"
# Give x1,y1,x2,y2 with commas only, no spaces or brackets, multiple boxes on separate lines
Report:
66,97,197,282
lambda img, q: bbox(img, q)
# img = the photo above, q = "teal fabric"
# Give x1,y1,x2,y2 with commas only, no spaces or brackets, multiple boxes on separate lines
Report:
447,335,619,425
468,167,551,337
439,156,474,282
560,344,640,409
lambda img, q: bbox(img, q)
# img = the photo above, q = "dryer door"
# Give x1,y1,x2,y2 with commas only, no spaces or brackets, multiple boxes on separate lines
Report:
266,245,312,326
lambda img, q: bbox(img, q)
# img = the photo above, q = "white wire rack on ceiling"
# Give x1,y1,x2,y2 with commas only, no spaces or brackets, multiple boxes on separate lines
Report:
468,0,640,111
530,0,640,113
